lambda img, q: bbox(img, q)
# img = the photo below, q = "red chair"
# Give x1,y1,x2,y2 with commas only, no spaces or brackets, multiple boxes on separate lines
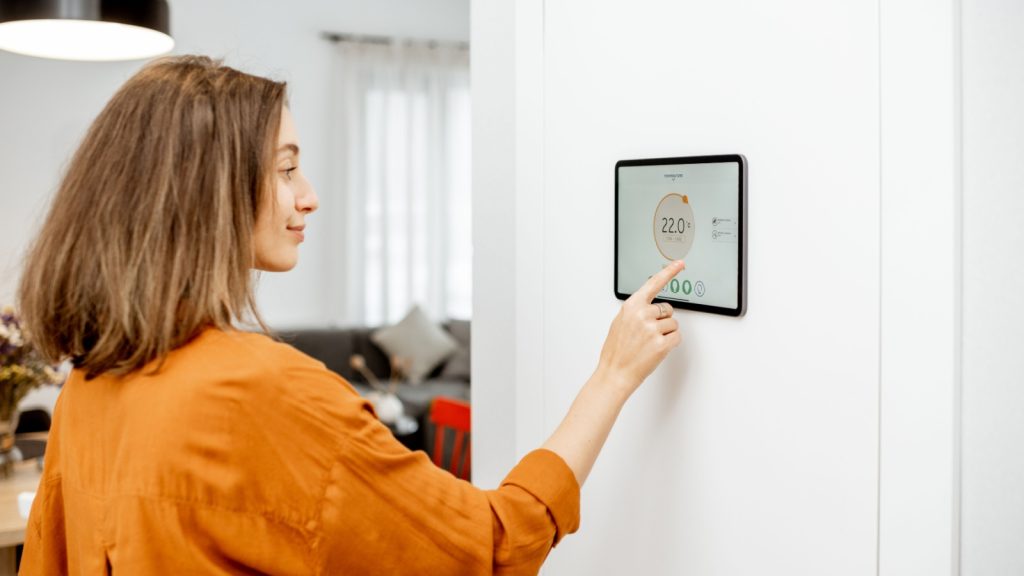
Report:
429,397,471,481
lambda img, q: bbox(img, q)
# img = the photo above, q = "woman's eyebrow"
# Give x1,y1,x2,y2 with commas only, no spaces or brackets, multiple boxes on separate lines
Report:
277,143,300,156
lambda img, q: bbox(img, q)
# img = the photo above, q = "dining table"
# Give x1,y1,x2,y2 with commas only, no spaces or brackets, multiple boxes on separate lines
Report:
0,458,44,575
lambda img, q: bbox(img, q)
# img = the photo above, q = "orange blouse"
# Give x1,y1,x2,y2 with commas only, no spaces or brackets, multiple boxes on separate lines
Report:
20,329,580,574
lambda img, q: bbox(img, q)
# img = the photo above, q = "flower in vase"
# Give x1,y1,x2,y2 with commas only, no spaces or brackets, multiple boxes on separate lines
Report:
0,307,64,423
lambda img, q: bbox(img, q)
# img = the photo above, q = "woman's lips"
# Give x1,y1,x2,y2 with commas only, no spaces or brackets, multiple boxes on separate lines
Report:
288,226,305,242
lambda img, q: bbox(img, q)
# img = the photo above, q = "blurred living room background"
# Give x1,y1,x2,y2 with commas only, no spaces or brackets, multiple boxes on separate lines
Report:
0,0,472,476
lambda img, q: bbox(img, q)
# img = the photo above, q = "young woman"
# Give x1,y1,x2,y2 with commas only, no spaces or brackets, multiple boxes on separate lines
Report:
17,56,684,574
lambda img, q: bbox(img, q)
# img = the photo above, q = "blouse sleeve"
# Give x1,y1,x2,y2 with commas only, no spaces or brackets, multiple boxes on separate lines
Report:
313,390,581,575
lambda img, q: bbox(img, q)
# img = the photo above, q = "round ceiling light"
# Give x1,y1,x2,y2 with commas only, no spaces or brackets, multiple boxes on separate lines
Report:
0,0,173,61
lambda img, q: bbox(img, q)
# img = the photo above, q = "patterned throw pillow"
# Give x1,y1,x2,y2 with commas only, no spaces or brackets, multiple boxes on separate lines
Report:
370,305,458,383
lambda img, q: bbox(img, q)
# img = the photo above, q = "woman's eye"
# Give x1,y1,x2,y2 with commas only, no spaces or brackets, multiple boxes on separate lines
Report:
281,167,297,181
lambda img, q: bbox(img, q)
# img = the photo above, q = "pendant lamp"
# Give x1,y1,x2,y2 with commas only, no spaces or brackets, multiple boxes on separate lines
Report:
0,0,173,61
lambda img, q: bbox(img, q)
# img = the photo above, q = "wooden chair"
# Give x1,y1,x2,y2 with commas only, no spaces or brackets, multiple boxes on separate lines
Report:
428,397,471,481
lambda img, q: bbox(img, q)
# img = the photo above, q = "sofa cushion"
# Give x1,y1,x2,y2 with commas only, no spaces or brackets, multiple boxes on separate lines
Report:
370,306,458,383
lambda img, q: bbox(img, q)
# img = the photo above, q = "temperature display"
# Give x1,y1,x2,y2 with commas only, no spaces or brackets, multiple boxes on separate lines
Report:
653,193,695,261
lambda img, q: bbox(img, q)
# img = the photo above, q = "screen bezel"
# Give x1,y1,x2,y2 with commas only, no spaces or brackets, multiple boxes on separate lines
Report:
614,154,747,317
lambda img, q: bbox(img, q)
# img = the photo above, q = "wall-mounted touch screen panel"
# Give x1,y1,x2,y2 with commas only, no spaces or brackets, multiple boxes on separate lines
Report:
615,154,747,316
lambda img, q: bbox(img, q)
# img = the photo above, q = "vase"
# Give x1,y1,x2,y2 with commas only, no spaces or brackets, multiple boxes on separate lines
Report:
0,409,20,478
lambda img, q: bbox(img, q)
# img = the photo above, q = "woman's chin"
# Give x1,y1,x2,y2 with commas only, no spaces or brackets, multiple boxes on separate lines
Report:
253,254,298,272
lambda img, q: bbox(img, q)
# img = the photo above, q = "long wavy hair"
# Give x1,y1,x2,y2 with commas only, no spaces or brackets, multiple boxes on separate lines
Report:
17,55,286,378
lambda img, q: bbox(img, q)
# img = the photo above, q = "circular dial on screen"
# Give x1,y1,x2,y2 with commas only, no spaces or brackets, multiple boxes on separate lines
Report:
653,193,695,261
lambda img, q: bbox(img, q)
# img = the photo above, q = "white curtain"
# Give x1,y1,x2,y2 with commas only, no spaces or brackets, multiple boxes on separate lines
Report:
328,41,471,327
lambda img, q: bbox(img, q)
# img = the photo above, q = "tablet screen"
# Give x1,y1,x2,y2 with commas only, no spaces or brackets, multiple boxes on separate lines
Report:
615,155,746,316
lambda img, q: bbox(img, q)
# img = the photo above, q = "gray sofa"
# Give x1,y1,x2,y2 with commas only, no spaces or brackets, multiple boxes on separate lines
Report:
276,321,470,450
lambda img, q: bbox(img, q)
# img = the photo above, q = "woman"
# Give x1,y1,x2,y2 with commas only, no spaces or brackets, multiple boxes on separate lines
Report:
17,56,684,574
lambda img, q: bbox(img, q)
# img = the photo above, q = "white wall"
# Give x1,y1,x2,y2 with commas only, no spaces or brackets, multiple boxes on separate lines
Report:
475,0,880,573
961,0,1024,573
475,0,1023,574
544,2,881,573
0,0,469,328
878,0,960,573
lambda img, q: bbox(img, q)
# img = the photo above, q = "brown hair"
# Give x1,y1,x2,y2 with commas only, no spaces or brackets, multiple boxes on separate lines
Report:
17,55,286,378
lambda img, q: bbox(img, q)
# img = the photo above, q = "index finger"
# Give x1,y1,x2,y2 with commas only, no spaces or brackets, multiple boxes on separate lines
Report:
633,260,686,303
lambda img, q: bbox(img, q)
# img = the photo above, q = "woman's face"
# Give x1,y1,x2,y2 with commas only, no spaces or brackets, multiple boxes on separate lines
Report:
253,106,319,272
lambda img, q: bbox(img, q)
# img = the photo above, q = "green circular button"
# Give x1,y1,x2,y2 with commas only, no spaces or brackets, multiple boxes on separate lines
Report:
682,280,692,295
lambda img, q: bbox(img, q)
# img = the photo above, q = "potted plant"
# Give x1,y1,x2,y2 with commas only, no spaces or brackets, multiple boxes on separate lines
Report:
0,306,63,475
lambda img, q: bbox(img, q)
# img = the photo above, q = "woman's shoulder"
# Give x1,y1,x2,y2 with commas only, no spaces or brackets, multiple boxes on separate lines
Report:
172,328,339,382
191,328,321,368
158,327,365,419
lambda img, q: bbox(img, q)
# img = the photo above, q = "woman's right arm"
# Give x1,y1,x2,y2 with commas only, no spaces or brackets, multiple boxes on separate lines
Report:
308,261,685,573
541,260,685,487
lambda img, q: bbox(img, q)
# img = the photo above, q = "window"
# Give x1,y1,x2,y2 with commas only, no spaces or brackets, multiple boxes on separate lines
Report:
329,40,470,326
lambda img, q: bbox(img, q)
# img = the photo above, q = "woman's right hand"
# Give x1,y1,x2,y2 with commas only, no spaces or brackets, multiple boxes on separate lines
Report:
595,260,686,399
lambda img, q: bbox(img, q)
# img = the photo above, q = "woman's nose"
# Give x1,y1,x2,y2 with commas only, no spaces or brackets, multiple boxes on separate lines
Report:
297,180,319,214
